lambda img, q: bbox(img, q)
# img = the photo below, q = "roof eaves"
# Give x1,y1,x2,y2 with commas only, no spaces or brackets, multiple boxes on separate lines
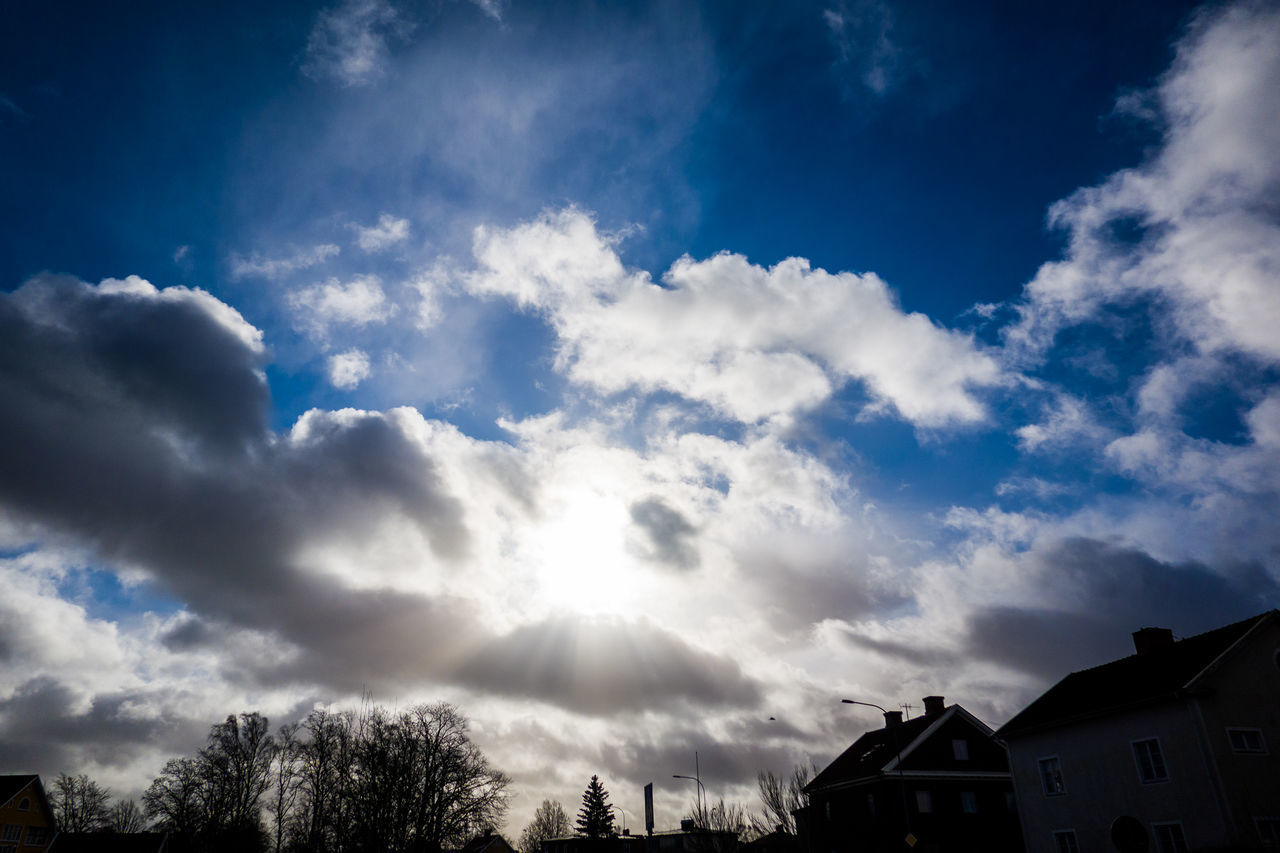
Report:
1183,610,1277,691
883,706,957,772
0,775,38,810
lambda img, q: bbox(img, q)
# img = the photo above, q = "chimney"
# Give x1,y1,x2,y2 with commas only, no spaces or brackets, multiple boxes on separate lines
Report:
923,696,946,718
1133,627,1174,656
883,710,902,728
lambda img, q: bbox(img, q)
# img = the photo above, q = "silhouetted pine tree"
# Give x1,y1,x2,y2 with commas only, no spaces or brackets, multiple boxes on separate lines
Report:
575,776,616,838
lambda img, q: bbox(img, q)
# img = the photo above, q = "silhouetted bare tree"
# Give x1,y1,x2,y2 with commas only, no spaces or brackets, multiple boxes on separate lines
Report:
108,799,148,833
751,763,813,837
286,702,509,853
519,799,572,853
687,797,755,851
50,773,111,832
144,757,207,841
267,722,302,853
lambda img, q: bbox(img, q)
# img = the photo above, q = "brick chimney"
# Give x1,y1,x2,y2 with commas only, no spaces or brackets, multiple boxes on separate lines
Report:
1133,627,1174,655
923,696,946,718
883,710,902,728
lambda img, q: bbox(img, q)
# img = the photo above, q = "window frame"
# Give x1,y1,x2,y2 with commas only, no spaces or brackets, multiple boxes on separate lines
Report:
1227,727,1268,754
1257,817,1280,847
1153,821,1188,853
1038,755,1066,796
1051,829,1080,853
0,826,20,843
1132,737,1170,784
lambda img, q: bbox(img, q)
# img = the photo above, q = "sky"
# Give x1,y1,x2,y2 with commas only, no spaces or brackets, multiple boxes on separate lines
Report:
2,0,1279,834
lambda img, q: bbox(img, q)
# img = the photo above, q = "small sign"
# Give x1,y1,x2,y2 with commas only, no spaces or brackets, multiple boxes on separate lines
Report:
644,782,654,835
905,833,918,848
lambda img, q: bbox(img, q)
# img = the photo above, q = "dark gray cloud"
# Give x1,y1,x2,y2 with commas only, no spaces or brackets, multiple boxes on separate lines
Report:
839,630,961,668
0,677,207,776
461,616,762,715
733,539,907,633
629,497,699,570
966,537,1280,680
0,276,470,681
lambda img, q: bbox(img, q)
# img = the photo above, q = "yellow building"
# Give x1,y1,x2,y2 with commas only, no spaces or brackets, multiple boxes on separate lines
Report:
0,776,55,852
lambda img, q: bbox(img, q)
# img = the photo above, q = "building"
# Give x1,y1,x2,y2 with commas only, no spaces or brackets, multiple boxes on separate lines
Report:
798,695,1022,853
542,828,738,853
0,776,55,852
47,834,170,853
997,610,1280,853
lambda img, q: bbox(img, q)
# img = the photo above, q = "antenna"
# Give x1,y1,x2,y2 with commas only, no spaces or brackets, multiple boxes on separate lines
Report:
900,703,916,720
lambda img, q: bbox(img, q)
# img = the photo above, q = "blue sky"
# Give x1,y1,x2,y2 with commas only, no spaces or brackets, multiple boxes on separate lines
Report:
2,0,1279,832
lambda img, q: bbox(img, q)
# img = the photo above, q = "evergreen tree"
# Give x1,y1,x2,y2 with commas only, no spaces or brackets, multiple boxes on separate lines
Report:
575,776,616,839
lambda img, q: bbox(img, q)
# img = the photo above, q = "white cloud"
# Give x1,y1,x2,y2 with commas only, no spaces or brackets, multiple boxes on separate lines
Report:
1008,2,1280,365
303,0,410,88
354,213,411,252
229,244,340,281
289,274,393,340
467,209,1006,427
1015,393,1111,452
328,348,373,389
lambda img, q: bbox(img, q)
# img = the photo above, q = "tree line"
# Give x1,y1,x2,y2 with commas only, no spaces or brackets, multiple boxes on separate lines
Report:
516,764,814,853
52,702,509,853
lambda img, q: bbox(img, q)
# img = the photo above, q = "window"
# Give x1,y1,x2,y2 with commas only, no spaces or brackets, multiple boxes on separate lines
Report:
1228,728,1267,753
1039,756,1066,795
24,826,48,845
1154,823,1188,853
1133,738,1169,783
1051,830,1080,853
1258,818,1280,847
952,738,969,761
915,790,932,813
0,827,18,843
866,792,876,817
1005,791,1017,813
961,791,978,814
15,799,27,812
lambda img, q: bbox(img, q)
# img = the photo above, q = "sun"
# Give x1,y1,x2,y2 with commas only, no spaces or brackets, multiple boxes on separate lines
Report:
528,486,640,616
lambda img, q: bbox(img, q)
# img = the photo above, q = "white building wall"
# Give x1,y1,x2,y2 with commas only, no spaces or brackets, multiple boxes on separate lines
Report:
1008,701,1229,853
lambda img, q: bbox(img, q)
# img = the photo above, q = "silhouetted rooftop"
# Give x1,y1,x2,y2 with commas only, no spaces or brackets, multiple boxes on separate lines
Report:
997,610,1277,739
49,832,170,853
806,713,937,792
0,775,40,808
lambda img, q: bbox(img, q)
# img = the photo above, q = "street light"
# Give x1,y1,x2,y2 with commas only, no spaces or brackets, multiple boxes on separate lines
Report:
842,699,913,848
672,775,706,815
609,803,628,834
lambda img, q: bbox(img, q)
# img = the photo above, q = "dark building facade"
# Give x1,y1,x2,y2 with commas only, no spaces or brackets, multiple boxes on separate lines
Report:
798,696,1022,853
998,611,1280,853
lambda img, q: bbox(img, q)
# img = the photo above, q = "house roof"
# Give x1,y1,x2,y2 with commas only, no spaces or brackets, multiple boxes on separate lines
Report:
806,713,938,793
456,833,515,853
49,832,170,853
997,610,1277,739
0,775,39,808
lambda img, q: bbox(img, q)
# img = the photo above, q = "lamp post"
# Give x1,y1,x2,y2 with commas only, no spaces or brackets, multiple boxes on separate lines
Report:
609,804,627,835
842,699,913,848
